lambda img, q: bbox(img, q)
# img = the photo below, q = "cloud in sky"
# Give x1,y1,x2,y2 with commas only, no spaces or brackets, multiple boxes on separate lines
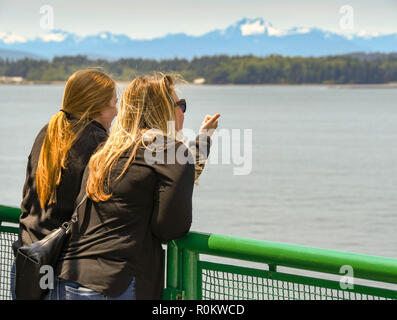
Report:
0,0,396,39
40,33,66,42
239,20,287,37
0,32,26,44
240,20,266,36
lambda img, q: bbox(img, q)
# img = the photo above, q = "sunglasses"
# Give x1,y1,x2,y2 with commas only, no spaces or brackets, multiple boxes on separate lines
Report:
175,99,187,113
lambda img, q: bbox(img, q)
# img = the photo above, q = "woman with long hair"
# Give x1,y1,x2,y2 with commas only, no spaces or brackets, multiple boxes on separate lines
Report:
11,69,118,299
47,73,220,300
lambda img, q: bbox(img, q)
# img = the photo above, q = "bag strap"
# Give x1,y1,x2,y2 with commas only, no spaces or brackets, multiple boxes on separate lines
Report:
61,194,88,232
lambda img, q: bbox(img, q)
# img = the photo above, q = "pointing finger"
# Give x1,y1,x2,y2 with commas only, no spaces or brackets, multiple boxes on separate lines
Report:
207,113,220,124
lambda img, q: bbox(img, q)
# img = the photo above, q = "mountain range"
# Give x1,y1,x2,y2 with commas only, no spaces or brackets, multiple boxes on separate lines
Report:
0,18,396,61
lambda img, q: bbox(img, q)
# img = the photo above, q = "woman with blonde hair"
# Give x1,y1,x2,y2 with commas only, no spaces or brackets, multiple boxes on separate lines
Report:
47,73,220,300
11,69,118,299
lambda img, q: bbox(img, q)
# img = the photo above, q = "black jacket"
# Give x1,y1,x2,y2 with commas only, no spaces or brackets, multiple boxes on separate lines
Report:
13,120,108,254
55,134,211,299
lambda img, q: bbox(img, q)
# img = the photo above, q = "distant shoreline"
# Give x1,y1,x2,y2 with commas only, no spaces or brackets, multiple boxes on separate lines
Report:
1,81,397,89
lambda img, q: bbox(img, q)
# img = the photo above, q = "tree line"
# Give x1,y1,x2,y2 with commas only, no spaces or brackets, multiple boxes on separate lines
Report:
1,53,397,84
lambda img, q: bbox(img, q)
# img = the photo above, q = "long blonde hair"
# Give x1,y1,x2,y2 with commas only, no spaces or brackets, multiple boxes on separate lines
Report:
86,73,184,202
36,69,116,208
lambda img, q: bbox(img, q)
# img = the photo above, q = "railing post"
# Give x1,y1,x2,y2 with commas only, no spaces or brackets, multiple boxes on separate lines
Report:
163,240,185,300
166,241,179,289
182,249,199,300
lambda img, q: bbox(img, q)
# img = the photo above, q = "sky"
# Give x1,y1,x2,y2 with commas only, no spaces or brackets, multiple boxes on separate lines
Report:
0,0,396,39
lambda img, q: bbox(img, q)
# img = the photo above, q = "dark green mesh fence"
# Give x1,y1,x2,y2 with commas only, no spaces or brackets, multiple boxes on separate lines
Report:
198,261,395,300
0,231,17,300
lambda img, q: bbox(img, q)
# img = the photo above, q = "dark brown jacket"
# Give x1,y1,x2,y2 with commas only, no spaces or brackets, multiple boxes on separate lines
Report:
13,120,108,253
55,134,211,299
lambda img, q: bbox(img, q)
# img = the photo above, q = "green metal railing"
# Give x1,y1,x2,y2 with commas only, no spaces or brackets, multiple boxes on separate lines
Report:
1,205,397,300
163,232,397,300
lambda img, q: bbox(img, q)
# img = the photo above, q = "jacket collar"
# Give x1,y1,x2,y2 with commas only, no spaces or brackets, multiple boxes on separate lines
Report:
90,119,108,133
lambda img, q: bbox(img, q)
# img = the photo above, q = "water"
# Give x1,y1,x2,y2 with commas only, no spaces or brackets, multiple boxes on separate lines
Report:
0,84,396,258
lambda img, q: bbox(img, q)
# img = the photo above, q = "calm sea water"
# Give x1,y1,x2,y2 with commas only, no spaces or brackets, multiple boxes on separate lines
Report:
0,84,396,258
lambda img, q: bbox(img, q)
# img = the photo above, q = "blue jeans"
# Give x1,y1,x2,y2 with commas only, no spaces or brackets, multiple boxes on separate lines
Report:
11,259,135,300
10,259,16,300
45,277,136,300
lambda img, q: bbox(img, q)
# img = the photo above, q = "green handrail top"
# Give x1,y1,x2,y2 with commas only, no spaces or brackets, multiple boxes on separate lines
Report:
173,232,397,285
1,204,397,286
0,205,20,224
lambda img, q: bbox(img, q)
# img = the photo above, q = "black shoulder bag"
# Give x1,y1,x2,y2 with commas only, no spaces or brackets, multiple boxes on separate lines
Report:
15,195,88,300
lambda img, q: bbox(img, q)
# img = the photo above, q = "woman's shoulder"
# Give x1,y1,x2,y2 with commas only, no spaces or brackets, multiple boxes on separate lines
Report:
118,138,194,170
85,120,108,142
107,138,194,187
137,135,194,166
28,123,49,157
74,120,108,149
137,138,195,183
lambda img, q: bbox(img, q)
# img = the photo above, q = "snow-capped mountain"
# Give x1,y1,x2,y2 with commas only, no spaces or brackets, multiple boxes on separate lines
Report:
0,18,396,60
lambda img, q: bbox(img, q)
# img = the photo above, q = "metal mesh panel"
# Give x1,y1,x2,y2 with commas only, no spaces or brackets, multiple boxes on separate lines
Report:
199,261,394,300
0,231,17,300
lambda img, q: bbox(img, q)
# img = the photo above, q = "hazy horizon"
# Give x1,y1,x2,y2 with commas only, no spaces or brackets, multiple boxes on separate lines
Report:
0,0,396,40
